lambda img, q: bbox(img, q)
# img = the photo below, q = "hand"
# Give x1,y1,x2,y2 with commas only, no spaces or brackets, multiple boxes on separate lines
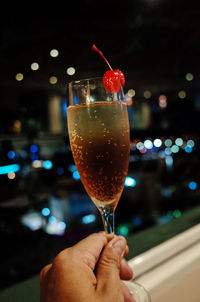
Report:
40,232,135,302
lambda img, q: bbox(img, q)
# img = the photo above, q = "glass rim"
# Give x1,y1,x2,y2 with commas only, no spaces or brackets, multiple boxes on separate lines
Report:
68,77,101,85
68,76,123,86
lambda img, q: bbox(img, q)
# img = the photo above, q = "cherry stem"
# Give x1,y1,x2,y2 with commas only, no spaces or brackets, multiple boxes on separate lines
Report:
92,44,113,70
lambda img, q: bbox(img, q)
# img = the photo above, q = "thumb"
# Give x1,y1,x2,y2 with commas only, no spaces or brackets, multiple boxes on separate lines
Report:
96,236,127,295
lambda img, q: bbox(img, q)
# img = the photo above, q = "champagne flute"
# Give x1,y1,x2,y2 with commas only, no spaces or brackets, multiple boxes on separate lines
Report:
67,77,151,301
67,77,130,234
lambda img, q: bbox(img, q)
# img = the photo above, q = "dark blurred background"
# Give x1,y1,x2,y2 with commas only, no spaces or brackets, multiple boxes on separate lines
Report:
0,0,200,290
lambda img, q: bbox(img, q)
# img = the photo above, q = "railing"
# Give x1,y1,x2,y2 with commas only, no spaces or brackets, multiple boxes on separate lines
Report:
127,224,200,301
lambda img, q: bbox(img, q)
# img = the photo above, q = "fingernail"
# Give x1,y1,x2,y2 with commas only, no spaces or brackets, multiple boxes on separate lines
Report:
112,238,126,256
105,233,115,241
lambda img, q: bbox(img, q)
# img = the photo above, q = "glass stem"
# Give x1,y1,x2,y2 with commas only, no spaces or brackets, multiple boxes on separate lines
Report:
99,205,115,234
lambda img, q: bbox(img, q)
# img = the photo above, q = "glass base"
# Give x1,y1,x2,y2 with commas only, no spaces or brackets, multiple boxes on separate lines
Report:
123,280,151,302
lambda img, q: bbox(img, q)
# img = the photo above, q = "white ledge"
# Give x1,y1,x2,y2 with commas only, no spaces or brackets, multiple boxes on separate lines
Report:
128,223,200,278
135,240,200,301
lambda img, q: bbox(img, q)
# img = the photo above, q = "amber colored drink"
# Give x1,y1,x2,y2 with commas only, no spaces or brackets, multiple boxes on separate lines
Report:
67,101,130,209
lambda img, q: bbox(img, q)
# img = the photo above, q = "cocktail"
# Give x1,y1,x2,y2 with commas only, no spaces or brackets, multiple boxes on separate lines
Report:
67,45,130,234
67,77,129,233
67,45,151,302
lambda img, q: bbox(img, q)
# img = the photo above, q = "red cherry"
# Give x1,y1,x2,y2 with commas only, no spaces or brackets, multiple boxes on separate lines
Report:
92,44,125,93
103,70,125,93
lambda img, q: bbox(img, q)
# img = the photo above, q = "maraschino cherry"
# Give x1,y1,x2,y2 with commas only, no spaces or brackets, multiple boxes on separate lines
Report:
92,44,125,93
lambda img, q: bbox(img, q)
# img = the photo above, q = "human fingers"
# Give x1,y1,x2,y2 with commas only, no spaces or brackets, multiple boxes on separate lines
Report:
62,232,108,271
105,233,115,241
120,258,133,280
40,263,52,282
40,263,52,301
96,236,127,294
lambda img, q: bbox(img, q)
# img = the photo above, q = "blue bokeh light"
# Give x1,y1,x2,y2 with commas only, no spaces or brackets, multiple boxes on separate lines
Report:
125,177,136,187
30,145,39,153
189,181,197,190
7,150,16,159
72,170,80,180
58,221,66,230
41,208,51,216
48,216,56,224
43,160,53,169
185,146,192,153
82,214,96,224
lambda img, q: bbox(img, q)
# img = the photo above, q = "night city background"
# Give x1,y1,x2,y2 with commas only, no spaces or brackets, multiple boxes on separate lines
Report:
0,0,200,290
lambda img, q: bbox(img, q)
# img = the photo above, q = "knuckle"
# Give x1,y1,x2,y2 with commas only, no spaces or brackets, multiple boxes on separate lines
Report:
89,232,107,243
100,250,120,270
53,247,77,270
54,249,69,266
